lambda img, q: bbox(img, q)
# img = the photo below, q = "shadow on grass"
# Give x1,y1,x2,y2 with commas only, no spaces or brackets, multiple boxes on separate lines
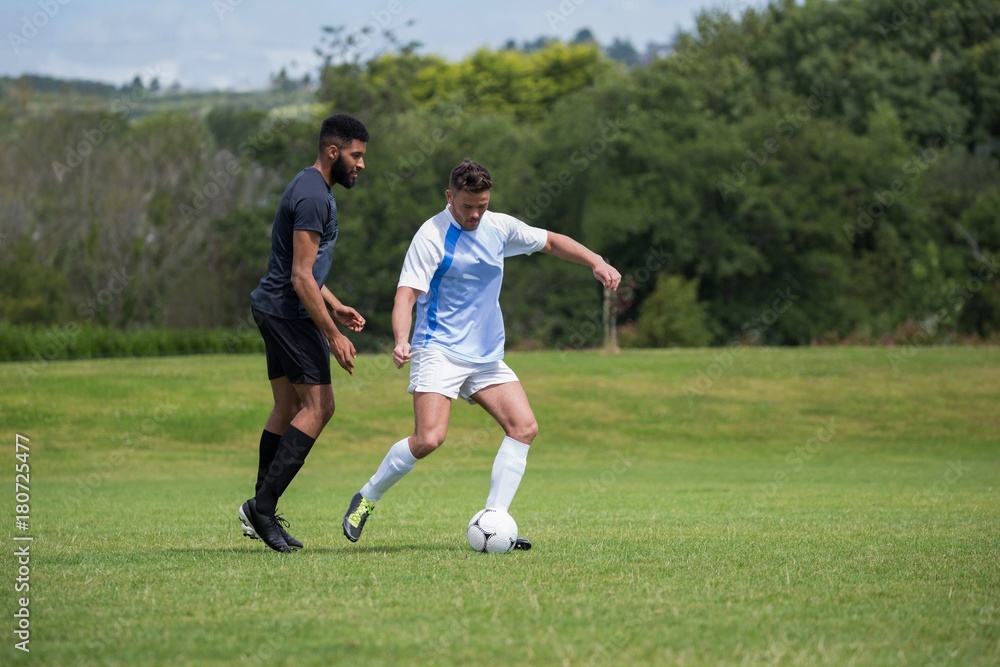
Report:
166,542,461,555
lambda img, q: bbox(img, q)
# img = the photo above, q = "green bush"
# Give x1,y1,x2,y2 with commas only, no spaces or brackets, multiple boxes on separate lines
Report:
633,275,712,348
0,324,263,362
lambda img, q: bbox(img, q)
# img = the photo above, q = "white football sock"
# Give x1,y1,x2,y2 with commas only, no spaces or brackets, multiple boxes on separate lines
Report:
360,438,418,501
485,436,530,512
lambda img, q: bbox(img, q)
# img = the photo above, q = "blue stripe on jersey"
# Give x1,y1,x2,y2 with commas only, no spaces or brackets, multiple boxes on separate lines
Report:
423,224,463,343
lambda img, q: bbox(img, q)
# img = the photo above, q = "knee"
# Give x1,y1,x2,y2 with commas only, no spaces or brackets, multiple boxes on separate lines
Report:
510,419,538,445
303,396,335,426
410,431,446,458
273,401,303,428
319,396,335,424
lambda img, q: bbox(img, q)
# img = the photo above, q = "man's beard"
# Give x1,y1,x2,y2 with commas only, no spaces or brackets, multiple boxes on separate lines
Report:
330,154,356,189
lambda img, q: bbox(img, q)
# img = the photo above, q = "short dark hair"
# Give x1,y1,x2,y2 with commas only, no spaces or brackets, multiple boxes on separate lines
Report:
449,159,492,193
318,113,369,152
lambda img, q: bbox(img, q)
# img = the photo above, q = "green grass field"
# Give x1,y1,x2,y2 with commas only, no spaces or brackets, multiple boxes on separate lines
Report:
1,348,998,666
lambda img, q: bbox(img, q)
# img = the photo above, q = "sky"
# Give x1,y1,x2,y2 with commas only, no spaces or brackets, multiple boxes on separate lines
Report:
2,0,761,91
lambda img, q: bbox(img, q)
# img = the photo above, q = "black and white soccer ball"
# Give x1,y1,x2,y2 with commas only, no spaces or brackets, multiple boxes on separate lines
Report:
466,508,518,553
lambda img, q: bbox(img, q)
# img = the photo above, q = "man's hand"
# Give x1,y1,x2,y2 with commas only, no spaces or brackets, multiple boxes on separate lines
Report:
331,304,366,332
392,342,412,369
330,333,357,375
594,261,622,290
542,232,622,290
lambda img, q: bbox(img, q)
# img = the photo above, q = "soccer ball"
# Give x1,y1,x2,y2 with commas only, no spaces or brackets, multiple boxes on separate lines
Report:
467,508,518,553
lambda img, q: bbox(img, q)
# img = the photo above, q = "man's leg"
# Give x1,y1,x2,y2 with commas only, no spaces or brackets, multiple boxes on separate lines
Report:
256,382,334,514
255,376,302,495
343,391,451,542
241,377,305,549
472,381,538,511
472,382,537,550
242,382,333,552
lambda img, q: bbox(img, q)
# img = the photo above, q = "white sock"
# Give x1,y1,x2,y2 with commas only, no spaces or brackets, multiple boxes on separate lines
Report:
360,438,418,501
485,436,530,512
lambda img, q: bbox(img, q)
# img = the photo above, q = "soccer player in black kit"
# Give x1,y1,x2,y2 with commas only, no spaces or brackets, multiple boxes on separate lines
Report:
238,114,369,552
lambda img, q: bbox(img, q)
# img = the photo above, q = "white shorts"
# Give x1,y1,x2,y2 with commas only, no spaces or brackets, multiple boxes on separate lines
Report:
408,348,519,404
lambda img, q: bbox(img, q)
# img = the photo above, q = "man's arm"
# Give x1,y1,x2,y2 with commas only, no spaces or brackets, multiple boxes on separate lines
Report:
320,285,365,333
540,231,622,290
391,286,421,369
292,229,357,375
320,285,343,312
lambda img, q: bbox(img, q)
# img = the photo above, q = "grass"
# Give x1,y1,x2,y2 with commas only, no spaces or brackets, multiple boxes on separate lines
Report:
0,347,998,666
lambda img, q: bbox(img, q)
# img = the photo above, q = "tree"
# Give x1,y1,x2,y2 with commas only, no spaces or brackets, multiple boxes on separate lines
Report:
605,38,640,67
3,0,999,346
634,276,711,348
271,67,298,92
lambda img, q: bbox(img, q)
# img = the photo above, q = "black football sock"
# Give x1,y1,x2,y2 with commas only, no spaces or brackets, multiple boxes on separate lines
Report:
254,425,316,516
255,429,283,495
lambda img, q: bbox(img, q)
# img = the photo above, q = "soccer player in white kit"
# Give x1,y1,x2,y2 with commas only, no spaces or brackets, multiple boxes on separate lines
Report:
342,159,621,549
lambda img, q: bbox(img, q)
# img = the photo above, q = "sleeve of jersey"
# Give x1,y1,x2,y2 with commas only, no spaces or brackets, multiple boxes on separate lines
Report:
397,230,441,294
292,191,329,234
500,214,548,257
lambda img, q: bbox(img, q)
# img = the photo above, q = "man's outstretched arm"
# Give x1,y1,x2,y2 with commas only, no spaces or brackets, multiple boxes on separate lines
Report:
540,232,622,290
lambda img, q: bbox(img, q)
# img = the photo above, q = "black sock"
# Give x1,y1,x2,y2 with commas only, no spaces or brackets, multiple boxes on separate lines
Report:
255,430,283,496
254,425,316,515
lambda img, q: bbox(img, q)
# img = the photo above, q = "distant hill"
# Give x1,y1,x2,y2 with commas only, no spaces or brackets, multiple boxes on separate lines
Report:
0,74,320,121
1,73,119,97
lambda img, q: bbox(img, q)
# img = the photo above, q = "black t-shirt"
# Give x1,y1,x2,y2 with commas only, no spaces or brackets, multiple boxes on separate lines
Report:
250,168,338,319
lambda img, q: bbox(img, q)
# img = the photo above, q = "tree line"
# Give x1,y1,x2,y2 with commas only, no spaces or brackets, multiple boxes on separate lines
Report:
1,0,997,358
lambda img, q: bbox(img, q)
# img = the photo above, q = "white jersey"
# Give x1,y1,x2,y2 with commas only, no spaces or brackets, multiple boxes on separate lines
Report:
398,207,548,363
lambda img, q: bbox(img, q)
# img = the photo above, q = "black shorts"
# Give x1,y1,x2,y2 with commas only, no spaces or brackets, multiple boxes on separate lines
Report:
252,308,331,385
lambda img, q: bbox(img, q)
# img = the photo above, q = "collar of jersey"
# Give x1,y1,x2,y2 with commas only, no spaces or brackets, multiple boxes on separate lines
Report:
443,206,480,232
